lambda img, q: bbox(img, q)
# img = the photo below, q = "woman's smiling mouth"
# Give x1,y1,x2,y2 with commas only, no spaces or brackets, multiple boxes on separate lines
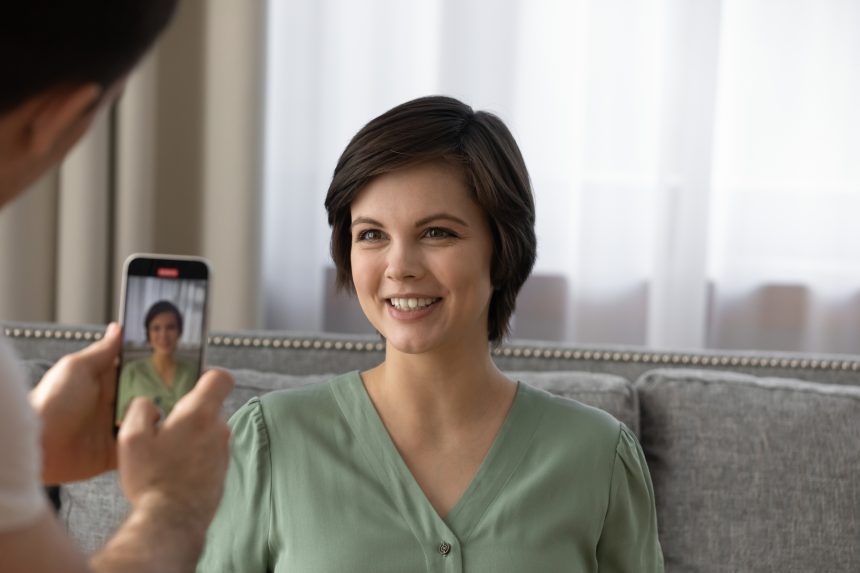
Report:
387,297,441,312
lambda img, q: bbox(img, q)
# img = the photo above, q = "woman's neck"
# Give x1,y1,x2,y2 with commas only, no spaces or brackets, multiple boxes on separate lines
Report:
362,338,516,441
151,352,176,372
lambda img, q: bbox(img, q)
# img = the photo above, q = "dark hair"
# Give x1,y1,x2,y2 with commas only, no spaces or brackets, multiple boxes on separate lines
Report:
144,300,183,342
0,0,178,114
324,95,536,344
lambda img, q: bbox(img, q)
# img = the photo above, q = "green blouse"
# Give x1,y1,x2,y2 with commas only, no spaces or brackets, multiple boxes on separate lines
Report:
198,371,663,572
116,357,197,422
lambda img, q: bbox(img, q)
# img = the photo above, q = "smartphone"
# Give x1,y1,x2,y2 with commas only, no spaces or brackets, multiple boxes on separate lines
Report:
114,254,211,431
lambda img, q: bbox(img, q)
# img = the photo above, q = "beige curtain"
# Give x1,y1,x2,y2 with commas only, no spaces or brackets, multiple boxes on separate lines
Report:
0,0,265,330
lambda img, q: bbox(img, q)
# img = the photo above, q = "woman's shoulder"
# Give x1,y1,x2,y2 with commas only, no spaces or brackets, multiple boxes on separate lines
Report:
256,370,355,408
225,372,362,461
519,382,623,447
230,371,359,432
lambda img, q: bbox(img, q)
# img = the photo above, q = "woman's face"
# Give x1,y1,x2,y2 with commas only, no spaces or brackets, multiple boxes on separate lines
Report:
148,311,180,356
349,161,494,356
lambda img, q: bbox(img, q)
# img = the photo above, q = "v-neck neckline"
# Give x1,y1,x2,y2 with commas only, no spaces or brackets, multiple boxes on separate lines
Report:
144,356,174,387
330,370,542,545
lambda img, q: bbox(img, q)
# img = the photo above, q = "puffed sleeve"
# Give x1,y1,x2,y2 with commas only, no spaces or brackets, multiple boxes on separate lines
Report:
595,424,664,572
196,397,272,572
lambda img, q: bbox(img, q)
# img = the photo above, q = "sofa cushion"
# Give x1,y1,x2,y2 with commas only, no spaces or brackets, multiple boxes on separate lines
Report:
636,368,860,572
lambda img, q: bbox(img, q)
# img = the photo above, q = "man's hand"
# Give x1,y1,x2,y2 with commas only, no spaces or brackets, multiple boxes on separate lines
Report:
89,369,233,573
29,323,122,484
118,369,233,526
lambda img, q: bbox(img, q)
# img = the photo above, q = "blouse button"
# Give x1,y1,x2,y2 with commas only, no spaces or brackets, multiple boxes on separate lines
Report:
438,541,452,556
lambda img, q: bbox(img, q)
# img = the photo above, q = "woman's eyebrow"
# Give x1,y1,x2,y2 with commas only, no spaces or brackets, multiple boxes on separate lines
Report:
414,213,469,227
350,216,383,229
350,213,469,229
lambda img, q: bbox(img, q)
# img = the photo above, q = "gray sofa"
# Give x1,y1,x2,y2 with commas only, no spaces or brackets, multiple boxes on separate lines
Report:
5,321,860,572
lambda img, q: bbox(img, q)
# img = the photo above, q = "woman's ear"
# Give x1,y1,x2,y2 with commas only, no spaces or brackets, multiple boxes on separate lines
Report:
27,83,101,156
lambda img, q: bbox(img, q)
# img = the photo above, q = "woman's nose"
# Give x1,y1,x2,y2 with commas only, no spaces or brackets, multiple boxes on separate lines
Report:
385,241,423,281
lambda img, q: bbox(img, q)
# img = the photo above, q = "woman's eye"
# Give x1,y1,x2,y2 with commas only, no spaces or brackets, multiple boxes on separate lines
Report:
356,229,383,241
425,227,456,239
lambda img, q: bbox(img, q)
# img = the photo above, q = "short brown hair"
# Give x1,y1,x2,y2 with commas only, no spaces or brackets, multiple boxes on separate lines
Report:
324,95,536,343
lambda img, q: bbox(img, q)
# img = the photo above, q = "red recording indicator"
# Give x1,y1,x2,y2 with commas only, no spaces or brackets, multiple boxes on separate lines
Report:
157,267,180,278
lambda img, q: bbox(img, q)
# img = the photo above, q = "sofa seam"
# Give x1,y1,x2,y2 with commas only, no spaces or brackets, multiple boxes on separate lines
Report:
6,324,859,373
636,370,860,402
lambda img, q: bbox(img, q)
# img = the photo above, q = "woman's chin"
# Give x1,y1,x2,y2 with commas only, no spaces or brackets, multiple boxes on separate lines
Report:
390,342,431,355
383,330,449,356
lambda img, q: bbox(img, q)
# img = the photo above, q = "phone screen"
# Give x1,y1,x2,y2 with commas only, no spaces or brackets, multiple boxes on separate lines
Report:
115,256,209,429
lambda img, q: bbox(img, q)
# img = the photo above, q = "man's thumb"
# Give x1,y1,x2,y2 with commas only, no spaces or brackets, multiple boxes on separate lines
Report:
76,322,122,369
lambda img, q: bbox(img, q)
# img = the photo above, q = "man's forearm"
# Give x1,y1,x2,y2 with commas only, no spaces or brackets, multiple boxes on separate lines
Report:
89,492,209,573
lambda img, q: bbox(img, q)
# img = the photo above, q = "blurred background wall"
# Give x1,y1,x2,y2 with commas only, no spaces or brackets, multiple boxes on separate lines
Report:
0,0,265,330
1,0,858,354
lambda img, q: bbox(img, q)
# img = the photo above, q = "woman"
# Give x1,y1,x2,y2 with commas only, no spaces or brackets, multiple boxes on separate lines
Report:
116,300,197,422
199,96,664,571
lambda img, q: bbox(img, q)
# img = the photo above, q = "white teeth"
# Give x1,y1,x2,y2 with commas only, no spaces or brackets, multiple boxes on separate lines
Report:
389,297,438,310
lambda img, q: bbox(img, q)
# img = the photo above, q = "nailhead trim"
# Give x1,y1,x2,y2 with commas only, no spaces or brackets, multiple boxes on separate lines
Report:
4,326,860,372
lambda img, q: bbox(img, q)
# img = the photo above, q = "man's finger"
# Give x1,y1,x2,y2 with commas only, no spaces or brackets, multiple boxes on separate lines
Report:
119,397,160,440
164,368,234,426
75,322,122,370
181,368,234,409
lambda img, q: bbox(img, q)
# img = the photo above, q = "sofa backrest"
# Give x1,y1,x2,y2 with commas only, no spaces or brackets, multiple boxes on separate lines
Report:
5,321,860,387
7,321,860,571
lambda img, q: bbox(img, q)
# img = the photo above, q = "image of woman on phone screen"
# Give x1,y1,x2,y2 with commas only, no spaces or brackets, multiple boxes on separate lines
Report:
116,300,197,422
198,96,664,572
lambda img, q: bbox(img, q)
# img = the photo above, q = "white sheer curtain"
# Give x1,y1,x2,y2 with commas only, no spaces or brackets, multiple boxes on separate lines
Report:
263,0,860,353
708,0,860,353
